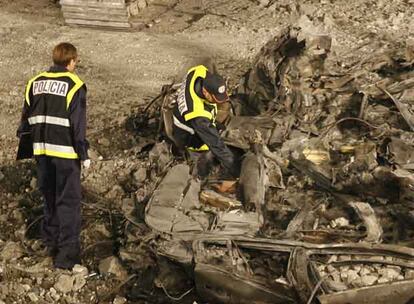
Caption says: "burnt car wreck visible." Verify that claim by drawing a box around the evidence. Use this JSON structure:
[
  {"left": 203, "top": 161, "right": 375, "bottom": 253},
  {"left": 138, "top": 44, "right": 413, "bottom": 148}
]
[{"left": 124, "top": 21, "right": 414, "bottom": 303}]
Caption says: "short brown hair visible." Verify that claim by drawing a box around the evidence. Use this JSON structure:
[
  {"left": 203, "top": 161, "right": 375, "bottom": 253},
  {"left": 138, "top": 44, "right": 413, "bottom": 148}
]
[{"left": 52, "top": 42, "right": 77, "bottom": 66}]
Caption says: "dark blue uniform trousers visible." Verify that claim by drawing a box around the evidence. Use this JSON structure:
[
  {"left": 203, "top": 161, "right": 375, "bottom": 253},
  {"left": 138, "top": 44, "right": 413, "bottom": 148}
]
[{"left": 36, "top": 156, "right": 81, "bottom": 269}]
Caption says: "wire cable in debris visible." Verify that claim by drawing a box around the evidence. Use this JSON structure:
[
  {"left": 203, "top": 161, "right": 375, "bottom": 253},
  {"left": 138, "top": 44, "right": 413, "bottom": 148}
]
[{"left": 160, "top": 284, "right": 194, "bottom": 301}]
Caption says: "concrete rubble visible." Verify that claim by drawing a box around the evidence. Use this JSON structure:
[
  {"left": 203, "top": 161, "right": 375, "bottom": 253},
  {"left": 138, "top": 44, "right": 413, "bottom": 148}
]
[
  {"left": 126, "top": 19, "right": 414, "bottom": 303},
  {"left": 1, "top": 0, "right": 414, "bottom": 303}
]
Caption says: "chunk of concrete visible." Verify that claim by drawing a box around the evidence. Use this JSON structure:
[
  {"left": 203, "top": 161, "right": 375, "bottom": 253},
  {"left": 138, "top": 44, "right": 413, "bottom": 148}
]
[
  {"left": 361, "top": 274, "right": 378, "bottom": 286},
  {"left": 54, "top": 274, "right": 75, "bottom": 294},
  {"left": 378, "top": 267, "right": 401, "bottom": 281},
  {"left": 99, "top": 256, "right": 128, "bottom": 280},
  {"left": 0, "top": 242, "right": 24, "bottom": 260}
]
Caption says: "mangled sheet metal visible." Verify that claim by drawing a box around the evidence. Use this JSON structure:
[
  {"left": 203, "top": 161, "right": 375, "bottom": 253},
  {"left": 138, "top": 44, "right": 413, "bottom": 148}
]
[
  {"left": 145, "top": 164, "right": 209, "bottom": 235},
  {"left": 192, "top": 237, "right": 414, "bottom": 304},
  {"left": 221, "top": 22, "right": 414, "bottom": 247},
  {"left": 221, "top": 116, "right": 283, "bottom": 149},
  {"left": 239, "top": 148, "right": 267, "bottom": 217},
  {"left": 140, "top": 20, "right": 414, "bottom": 303},
  {"left": 145, "top": 164, "right": 262, "bottom": 239}
]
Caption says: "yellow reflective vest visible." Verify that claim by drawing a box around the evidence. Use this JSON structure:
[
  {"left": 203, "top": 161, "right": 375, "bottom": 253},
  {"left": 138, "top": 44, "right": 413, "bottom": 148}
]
[{"left": 25, "top": 71, "right": 85, "bottom": 159}]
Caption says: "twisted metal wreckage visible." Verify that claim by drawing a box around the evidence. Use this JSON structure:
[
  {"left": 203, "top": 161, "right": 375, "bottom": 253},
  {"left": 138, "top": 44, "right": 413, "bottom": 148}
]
[{"left": 129, "top": 25, "right": 414, "bottom": 303}]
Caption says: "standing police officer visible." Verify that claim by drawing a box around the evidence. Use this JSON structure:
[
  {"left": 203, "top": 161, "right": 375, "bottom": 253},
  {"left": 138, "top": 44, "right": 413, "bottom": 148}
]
[
  {"left": 17, "top": 42, "right": 89, "bottom": 269},
  {"left": 172, "top": 64, "right": 237, "bottom": 177}
]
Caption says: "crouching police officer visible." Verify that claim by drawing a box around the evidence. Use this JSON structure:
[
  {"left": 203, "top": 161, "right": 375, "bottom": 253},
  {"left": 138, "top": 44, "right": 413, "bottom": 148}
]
[
  {"left": 17, "top": 42, "right": 90, "bottom": 269},
  {"left": 172, "top": 64, "right": 237, "bottom": 177}
]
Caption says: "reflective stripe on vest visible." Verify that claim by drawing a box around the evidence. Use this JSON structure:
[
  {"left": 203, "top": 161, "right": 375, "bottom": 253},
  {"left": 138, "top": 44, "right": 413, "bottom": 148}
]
[
  {"left": 25, "top": 71, "right": 84, "bottom": 109},
  {"left": 183, "top": 65, "right": 218, "bottom": 122},
  {"left": 187, "top": 144, "right": 209, "bottom": 152},
  {"left": 33, "top": 142, "right": 78, "bottom": 159},
  {"left": 28, "top": 115, "right": 70, "bottom": 127},
  {"left": 173, "top": 115, "right": 195, "bottom": 134}
]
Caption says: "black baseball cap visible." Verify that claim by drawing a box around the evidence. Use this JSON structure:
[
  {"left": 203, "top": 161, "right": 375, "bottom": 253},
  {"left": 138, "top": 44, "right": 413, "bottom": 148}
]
[{"left": 203, "top": 72, "right": 229, "bottom": 102}]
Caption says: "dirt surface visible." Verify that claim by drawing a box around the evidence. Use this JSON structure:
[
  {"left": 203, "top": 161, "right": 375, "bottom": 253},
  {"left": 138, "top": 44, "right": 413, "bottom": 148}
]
[{"left": 0, "top": 0, "right": 413, "bottom": 303}]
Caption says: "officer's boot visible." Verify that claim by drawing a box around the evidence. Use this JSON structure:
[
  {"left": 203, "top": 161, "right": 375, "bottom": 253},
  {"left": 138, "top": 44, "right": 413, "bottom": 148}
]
[{"left": 54, "top": 243, "right": 81, "bottom": 270}]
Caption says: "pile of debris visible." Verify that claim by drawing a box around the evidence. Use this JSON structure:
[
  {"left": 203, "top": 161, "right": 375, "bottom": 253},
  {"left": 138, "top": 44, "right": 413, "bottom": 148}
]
[
  {"left": 121, "top": 19, "right": 414, "bottom": 303},
  {"left": 2, "top": 12, "right": 413, "bottom": 304}
]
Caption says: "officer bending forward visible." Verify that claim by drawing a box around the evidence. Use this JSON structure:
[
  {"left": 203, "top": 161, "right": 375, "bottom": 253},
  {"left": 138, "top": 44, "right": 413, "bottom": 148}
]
[{"left": 172, "top": 65, "right": 237, "bottom": 177}]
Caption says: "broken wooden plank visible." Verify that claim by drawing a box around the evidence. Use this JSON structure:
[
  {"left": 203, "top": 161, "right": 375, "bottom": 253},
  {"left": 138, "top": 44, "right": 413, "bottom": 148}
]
[
  {"left": 60, "top": 0, "right": 131, "bottom": 29},
  {"left": 60, "top": 0, "right": 126, "bottom": 9},
  {"left": 199, "top": 190, "right": 242, "bottom": 210},
  {"left": 61, "top": 6, "right": 128, "bottom": 16},
  {"left": 64, "top": 18, "right": 131, "bottom": 28},
  {"left": 63, "top": 12, "right": 129, "bottom": 23}
]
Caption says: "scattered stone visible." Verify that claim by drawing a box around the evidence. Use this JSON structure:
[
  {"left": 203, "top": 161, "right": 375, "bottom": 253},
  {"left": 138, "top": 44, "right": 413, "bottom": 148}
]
[
  {"left": 113, "top": 296, "right": 127, "bottom": 304},
  {"left": 121, "top": 198, "right": 135, "bottom": 215},
  {"left": 31, "top": 240, "right": 43, "bottom": 251},
  {"left": 30, "top": 177, "right": 37, "bottom": 189},
  {"left": 361, "top": 274, "right": 378, "bottom": 286},
  {"left": 98, "top": 138, "right": 110, "bottom": 147},
  {"left": 72, "top": 264, "right": 89, "bottom": 277},
  {"left": 73, "top": 274, "right": 87, "bottom": 292},
  {"left": 351, "top": 265, "right": 361, "bottom": 273},
  {"left": 346, "top": 270, "right": 360, "bottom": 285},
  {"left": 339, "top": 265, "right": 350, "bottom": 272},
  {"left": 149, "top": 141, "right": 172, "bottom": 173},
  {"left": 350, "top": 277, "right": 364, "bottom": 288},
  {"left": 14, "top": 284, "right": 26, "bottom": 296},
  {"left": 49, "top": 287, "right": 60, "bottom": 301},
  {"left": 327, "top": 255, "right": 338, "bottom": 263},
  {"left": 360, "top": 266, "right": 371, "bottom": 276},
  {"left": 326, "top": 265, "right": 336, "bottom": 273},
  {"left": 378, "top": 267, "right": 400, "bottom": 281},
  {"left": 133, "top": 167, "right": 147, "bottom": 184},
  {"left": 137, "top": 0, "right": 147, "bottom": 10},
  {"left": 88, "top": 149, "right": 100, "bottom": 161},
  {"left": 106, "top": 185, "right": 125, "bottom": 199},
  {"left": 54, "top": 274, "right": 75, "bottom": 294},
  {"left": 330, "top": 217, "right": 349, "bottom": 228},
  {"left": 27, "top": 292, "right": 39, "bottom": 302},
  {"left": 99, "top": 256, "right": 128, "bottom": 280},
  {"left": 405, "top": 269, "right": 414, "bottom": 279},
  {"left": 0, "top": 242, "right": 24, "bottom": 260},
  {"left": 378, "top": 277, "right": 390, "bottom": 284},
  {"left": 92, "top": 223, "right": 111, "bottom": 238}
]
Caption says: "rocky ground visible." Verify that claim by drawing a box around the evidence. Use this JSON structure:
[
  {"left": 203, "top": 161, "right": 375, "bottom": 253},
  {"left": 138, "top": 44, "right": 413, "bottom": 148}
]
[{"left": 0, "top": 0, "right": 413, "bottom": 303}]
